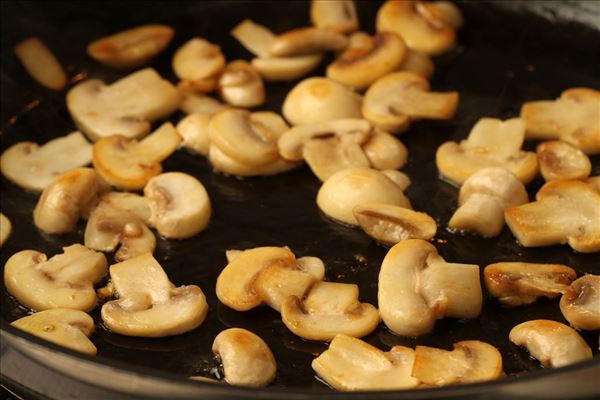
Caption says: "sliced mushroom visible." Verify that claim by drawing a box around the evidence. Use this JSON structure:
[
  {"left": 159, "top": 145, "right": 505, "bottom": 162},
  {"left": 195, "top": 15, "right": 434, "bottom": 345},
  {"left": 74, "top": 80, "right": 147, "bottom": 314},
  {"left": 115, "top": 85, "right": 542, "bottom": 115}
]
[
  {"left": 269, "top": 27, "right": 348, "bottom": 57},
  {"left": 176, "top": 113, "right": 212, "bottom": 156},
  {"left": 587, "top": 176, "right": 600, "bottom": 193},
  {"left": 281, "top": 281, "right": 379, "bottom": 341},
  {"left": 87, "top": 25, "right": 174, "bottom": 69},
  {"left": 67, "top": 68, "right": 180, "bottom": 141},
  {"left": 432, "top": 1, "right": 464, "bottom": 29},
  {"left": 504, "top": 179, "right": 600, "bottom": 253},
  {"left": 212, "top": 328, "right": 276, "bottom": 387},
  {"left": 218, "top": 60, "right": 265, "bottom": 108},
  {"left": 379, "top": 239, "right": 482, "bottom": 337},
  {"left": 230, "top": 19, "right": 276, "bottom": 58},
  {"left": 436, "top": 118, "right": 539, "bottom": 185},
  {"left": 101, "top": 253, "right": 208, "bottom": 337},
  {"left": 362, "top": 130, "right": 408, "bottom": 171},
  {"left": 303, "top": 135, "right": 371, "bottom": 182},
  {"left": 412, "top": 341, "right": 503, "bottom": 385},
  {"left": 209, "top": 145, "right": 299, "bottom": 177},
  {"left": 173, "top": 37, "right": 225, "bottom": 90},
  {"left": 92, "top": 122, "right": 181, "bottom": 190},
  {"left": 0, "top": 213, "right": 11, "bottom": 246},
  {"left": 177, "top": 75, "right": 220, "bottom": 94},
  {"left": 537, "top": 140, "right": 592, "bottom": 182},
  {"left": 14, "top": 37, "right": 67, "bottom": 90},
  {"left": 399, "top": 49, "right": 434, "bottom": 78},
  {"left": 0, "top": 131, "right": 93, "bottom": 192},
  {"left": 381, "top": 169, "right": 412, "bottom": 191},
  {"left": 560, "top": 275, "right": 600, "bottom": 330},
  {"left": 180, "top": 92, "right": 229, "bottom": 116},
  {"left": 483, "top": 262, "right": 577, "bottom": 307},
  {"left": 4, "top": 244, "right": 107, "bottom": 311},
  {"left": 11, "top": 309, "right": 96, "bottom": 355},
  {"left": 310, "top": 0, "right": 359, "bottom": 34},
  {"left": 509, "top": 320, "right": 592, "bottom": 368},
  {"left": 354, "top": 203, "right": 437, "bottom": 246},
  {"left": 312, "top": 334, "right": 419, "bottom": 391},
  {"left": 362, "top": 71, "right": 458, "bottom": 133}
]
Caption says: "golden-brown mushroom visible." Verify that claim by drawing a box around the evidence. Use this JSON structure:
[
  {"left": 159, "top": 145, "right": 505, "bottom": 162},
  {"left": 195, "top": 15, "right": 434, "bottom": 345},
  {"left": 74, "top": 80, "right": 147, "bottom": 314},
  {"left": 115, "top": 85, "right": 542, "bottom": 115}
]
[
  {"left": 537, "top": 140, "right": 592, "bottom": 182},
  {"left": 560, "top": 275, "right": 600, "bottom": 330}
]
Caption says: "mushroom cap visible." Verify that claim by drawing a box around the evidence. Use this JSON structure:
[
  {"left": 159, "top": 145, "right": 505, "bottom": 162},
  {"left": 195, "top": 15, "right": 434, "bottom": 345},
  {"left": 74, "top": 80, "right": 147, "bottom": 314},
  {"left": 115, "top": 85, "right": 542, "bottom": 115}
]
[
  {"left": 560, "top": 275, "right": 600, "bottom": 330},
  {"left": 310, "top": 0, "right": 359, "bottom": 34},
  {"left": 0, "top": 213, "right": 11, "bottom": 246},
  {"left": 269, "top": 27, "right": 349, "bottom": 57},
  {"left": 362, "top": 129, "right": 409, "bottom": 171},
  {"left": 537, "top": 140, "right": 592, "bottom": 182},
  {"left": 172, "top": 37, "right": 225, "bottom": 82}
]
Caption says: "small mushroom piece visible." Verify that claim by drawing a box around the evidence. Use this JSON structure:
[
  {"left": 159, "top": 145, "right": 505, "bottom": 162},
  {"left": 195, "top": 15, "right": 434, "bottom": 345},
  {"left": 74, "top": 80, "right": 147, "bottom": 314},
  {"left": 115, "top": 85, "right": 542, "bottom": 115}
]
[
  {"left": 504, "top": 179, "right": 600, "bottom": 253},
  {"left": 4, "top": 244, "right": 108, "bottom": 312},
  {"left": 484, "top": 262, "right": 577, "bottom": 307},
  {"left": 282, "top": 77, "right": 362, "bottom": 125},
  {"left": 11, "top": 309, "right": 96, "bottom": 355},
  {"left": 281, "top": 281, "right": 379, "bottom": 341},
  {"left": 14, "top": 37, "right": 67, "bottom": 90},
  {"left": 101, "top": 253, "right": 208, "bottom": 337},
  {"left": 412, "top": 341, "right": 503, "bottom": 386},
  {"left": 209, "top": 145, "right": 299, "bottom": 177},
  {"left": 92, "top": 122, "right": 181, "bottom": 190},
  {"left": 317, "top": 168, "right": 412, "bottom": 226},
  {"left": 303, "top": 135, "right": 371, "bottom": 182},
  {"left": 173, "top": 37, "right": 225, "bottom": 87},
  {"left": 67, "top": 68, "right": 180, "bottom": 141},
  {"left": 218, "top": 60, "right": 265, "bottom": 108},
  {"left": 448, "top": 167, "right": 528, "bottom": 237},
  {"left": 269, "top": 27, "right": 349, "bottom": 57},
  {"left": 537, "top": 141, "right": 592, "bottom": 182},
  {"left": 176, "top": 113, "right": 212, "bottom": 156},
  {"left": 399, "top": 49, "right": 434, "bottom": 78},
  {"left": 310, "top": 0, "right": 359, "bottom": 34},
  {"left": 312, "top": 334, "right": 419, "bottom": 391},
  {"left": 177, "top": 75, "right": 220, "bottom": 94},
  {"left": 560, "top": 275, "right": 600, "bottom": 330},
  {"left": 0, "top": 131, "right": 93, "bottom": 192},
  {"left": 379, "top": 239, "right": 482, "bottom": 337},
  {"left": 432, "top": 1, "right": 464, "bottom": 29},
  {"left": 0, "top": 213, "right": 11, "bottom": 246},
  {"left": 353, "top": 203, "right": 437, "bottom": 246},
  {"left": 509, "top": 320, "right": 592, "bottom": 368},
  {"left": 362, "top": 71, "right": 458, "bottom": 133},
  {"left": 362, "top": 130, "right": 408, "bottom": 171},
  {"left": 212, "top": 328, "right": 276, "bottom": 387},
  {"left": 87, "top": 25, "right": 174, "bottom": 69},
  {"left": 230, "top": 19, "right": 277, "bottom": 58}
]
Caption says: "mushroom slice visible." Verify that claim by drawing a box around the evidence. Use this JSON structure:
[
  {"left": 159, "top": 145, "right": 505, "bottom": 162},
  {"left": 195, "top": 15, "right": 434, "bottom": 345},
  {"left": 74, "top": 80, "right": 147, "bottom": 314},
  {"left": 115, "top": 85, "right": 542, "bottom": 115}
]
[
  {"left": 432, "top": 1, "right": 464, "bottom": 29},
  {"left": 520, "top": 88, "right": 600, "bottom": 155},
  {"left": 484, "top": 262, "right": 577, "bottom": 307},
  {"left": 362, "top": 71, "right": 458, "bottom": 133},
  {"left": 362, "top": 130, "right": 408, "bottom": 171},
  {"left": 303, "top": 135, "right": 370, "bottom": 182},
  {"left": 218, "top": 60, "right": 265, "bottom": 108},
  {"left": 212, "top": 328, "right": 276, "bottom": 387},
  {"left": 282, "top": 77, "right": 362, "bottom": 125},
  {"left": 173, "top": 37, "right": 225, "bottom": 86},
  {"left": 180, "top": 92, "right": 228, "bottom": 116},
  {"left": 310, "top": 0, "right": 359, "bottom": 34},
  {"left": 208, "top": 145, "right": 299, "bottom": 177},
  {"left": 449, "top": 167, "right": 528, "bottom": 237},
  {"left": 67, "top": 68, "right": 179, "bottom": 141},
  {"left": 144, "top": 172, "right": 211, "bottom": 239},
  {"left": 4, "top": 244, "right": 107, "bottom": 312},
  {"left": 269, "top": 27, "right": 348, "bottom": 57},
  {"left": 230, "top": 19, "right": 276, "bottom": 58},
  {"left": 92, "top": 122, "right": 181, "bottom": 190},
  {"left": 327, "top": 32, "right": 407, "bottom": 90},
  {"left": 399, "top": 49, "right": 434, "bottom": 78},
  {"left": 177, "top": 75, "right": 220, "bottom": 94},
  {"left": 379, "top": 239, "right": 481, "bottom": 337},
  {"left": 0, "top": 213, "right": 11, "bottom": 246},
  {"left": 354, "top": 203, "right": 437, "bottom": 246},
  {"left": 537, "top": 141, "right": 592, "bottom": 182},
  {"left": 11, "top": 309, "right": 96, "bottom": 355},
  {"left": 509, "top": 320, "right": 592, "bottom": 368},
  {"left": 587, "top": 176, "right": 600, "bottom": 193},
  {"left": 0, "top": 131, "right": 93, "bottom": 192},
  {"left": 176, "top": 113, "right": 212, "bottom": 156},
  {"left": 376, "top": 0, "right": 456, "bottom": 55},
  {"left": 381, "top": 169, "right": 411, "bottom": 191},
  {"left": 281, "top": 281, "right": 379, "bottom": 341},
  {"left": 504, "top": 179, "right": 600, "bottom": 253},
  {"left": 412, "top": 341, "right": 503, "bottom": 386},
  {"left": 101, "top": 253, "right": 208, "bottom": 337},
  {"left": 436, "top": 118, "right": 538, "bottom": 185},
  {"left": 14, "top": 37, "right": 67, "bottom": 90},
  {"left": 312, "top": 334, "right": 419, "bottom": 391},
  {"left": 317, "top": 168, "right": 411, "bottom": 226},
  {"left": 560, "top": 275, "right": 600, "bottom": 330},
  {"left": 87, "top": 25, "right": 174, "bottom": 69}
]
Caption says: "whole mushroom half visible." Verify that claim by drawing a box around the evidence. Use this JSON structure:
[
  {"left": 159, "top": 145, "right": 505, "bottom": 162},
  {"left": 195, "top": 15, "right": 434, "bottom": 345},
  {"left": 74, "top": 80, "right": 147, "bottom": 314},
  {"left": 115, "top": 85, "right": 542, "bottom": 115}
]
[{"left": 560, "top": 275, "right": 600, "bottom": 330}]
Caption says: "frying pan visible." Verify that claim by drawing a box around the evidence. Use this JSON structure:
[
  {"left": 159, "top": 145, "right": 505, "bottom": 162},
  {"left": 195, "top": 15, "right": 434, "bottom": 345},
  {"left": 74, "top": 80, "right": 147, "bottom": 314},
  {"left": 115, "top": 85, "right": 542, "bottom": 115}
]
[{"left": 1, "top": 0, "right": 599, "bottom": 399}]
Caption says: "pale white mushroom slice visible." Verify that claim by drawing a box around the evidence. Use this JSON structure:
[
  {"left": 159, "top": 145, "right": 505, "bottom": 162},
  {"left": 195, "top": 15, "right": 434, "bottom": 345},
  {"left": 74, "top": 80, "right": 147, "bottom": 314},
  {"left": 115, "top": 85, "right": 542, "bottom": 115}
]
[
  {"left": 509, "top": 320, "right": 592, "bottom": 368},
  {"left": 0, "top": 131, "right": 93, "bottom": 192},
  {"left": 362, "top": 71, "right": 459, "bottom": 133},
  {"left": 560, "top": 275, "right": 600, "bottom": 330},
  {"left": 92, "top": 122, "right": 181, "bottom": 190},
  {"left": 4, "top": 244, "right": 107, "bottom": 312},
  {"left": 179, "top": 92, "right": 229, "bottom": 115},
  {"left": 176, "top": 113, "right": 212, "bottom": 156},
  {"left": 312, "top": 334, "right": 419, "bottom": 391},
  {"left": 537, "top": 140, "right": 592, "bottom": 182},
  {"left": 362, "top": 130, "right": 408, "bottom": 171},
  {"left": 67, "top": 68, "right": 180, "bottom": 141},
  {"left": 0, "top": 213, "right": 11, "bottom": 246},
  {"left": 310, "top": 0, "right": 359, "bottom": 34},
  {"left": 101, "top": 253, "right": 208, "bottom": 337},
  {"left": 399, "top": 49, "right": 434, "bottom": 78},
  {"left": 483, "top": 262, "right": 577, "bottom": 307},
  {"left": 14, "top": 37, "right": 67, "bottom": 90},
  {"left": 269, "top": 27, "right": 349, "bottom": 57},
  {"left": 87, "top": 25, "right": 174, "bottom": 69},
  {"left": 505, "top": 179, "right": 600, "bottom": 253},
  {"left": 212, "top": 328, "right": 276, "bottom": 387},
  {"left": 218, "top": 60, "right": 265, "bottom": 108},
  {"left": 412, "top": 341, "right": 503, "bottom": 386},
  {"left": 11, "top": 309, "right": 96, "bottom": 355},
  {"left": 436, "top": 118, "right": 539, "bottom": 185},
  {"left": 173, "top": 37, "right": 225, "bottom": 89},
  {"left": 281, "top": 281, "right": 379, "bottom": 341},
  {"left": 379, "top": 239, "right": 482, "bottom": 337}
]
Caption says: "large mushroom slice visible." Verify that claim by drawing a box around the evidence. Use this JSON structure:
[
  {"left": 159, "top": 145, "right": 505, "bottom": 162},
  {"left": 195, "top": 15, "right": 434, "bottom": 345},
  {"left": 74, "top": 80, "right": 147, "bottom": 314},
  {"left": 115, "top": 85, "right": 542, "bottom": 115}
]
[
  {"left": 67, "top": 68, "right": 179, "bottom": 141},
  {"left": 0, "top": 213, "right": 11, "bottom": 246},
  {"left": 11, "top": 309, "right": 97, "bottom": 355},
  {"left": 560, "top": 275, "right": 600, "bottom": 330},
  {"left": 0, "top": 131, "right": 93, "bottom": 192},
  {"left": 310, "top": 0, "right": 359, "bottom": 34},
  {"left": 269, "top": 27, "right": 349, "bottom": 57},
  {"left": 281, "top": 281, "right": 379, "bottom": 341},
  {"left": 218, "top": 60, "right": 266, "bottom": 108},
  {"left": 312, "top": 334, "right": 420, "bottom": 391},
  {"left": 536, "top": 140, "right": 592, "bottom": 182},
  {"left": 4, "top": 244, "right": 107, "bottom": 312},
  {"left": 379, "top": 239, "right": 481, "bottom": 337},
  {"left": 101, "top": 253, "right": 208, "bottom": 337},
  {"left": 172, "top": 37, "right": 225, "bottom": 91},
  {"left": 436, "top": 118, "right": 539, "bottom": 185},
  {"left": 505, "top": 179, "right": 600, "bottom": 253}
]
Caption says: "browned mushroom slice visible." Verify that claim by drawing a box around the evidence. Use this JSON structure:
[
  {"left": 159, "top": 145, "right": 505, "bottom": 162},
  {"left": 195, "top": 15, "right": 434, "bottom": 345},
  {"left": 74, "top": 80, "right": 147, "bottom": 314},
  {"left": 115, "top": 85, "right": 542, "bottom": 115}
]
[
  {"left": 173, "top": 37, "right": 225, "bottom": 90},
  {"left": 303, "top": 135, "right": 371, "bottom": 182},
  {"left": 560, "top": 275, "right": 600, "bottom": 330},
  {"left": 310, "top": 0, "right": 359, "bottom": 34},
  {"left": 0, "top": 213, "right": 11, "bottom": 246},
  {"left": 218, "top": 60, "right": 265, "bottom": 108},
  {"left": 536, "top": 140, "right": 592, "bottom": 182},
  {"left": 269, "top": 27, "right": 348, "bottom": 57}
]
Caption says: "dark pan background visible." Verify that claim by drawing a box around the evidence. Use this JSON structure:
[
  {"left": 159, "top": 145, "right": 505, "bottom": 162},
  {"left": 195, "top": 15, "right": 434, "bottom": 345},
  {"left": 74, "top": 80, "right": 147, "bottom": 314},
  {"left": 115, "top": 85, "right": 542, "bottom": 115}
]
[{"left": 1, "top": 0, "right": 599, "bottom": 391}]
